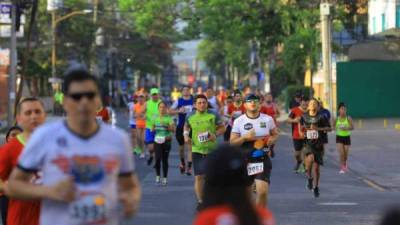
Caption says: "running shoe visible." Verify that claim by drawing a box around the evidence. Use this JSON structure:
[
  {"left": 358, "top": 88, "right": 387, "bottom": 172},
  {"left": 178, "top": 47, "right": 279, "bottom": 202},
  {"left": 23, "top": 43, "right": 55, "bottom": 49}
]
[
  {"left": 139, "top": 153, "right": 146, "bottom": 159},
  {"left": 162, "top": 178, "right": 168, "bottom": 186},
  {"left": 294, "top": 162, "right": 301, "bottom": 173},
  {"left": 186, "top": 167, "right": 192, "bottom": 176},
  {"left": 179, "top": 164, "right": 186, "bottom": 175},
  {"left": 297, "top": 164, "right": 306, "bottom": 174},
  {"left": 147, "top": 156, "right": 153, "bottom": 166},
  {"left": 156, "top": 176, "right": 161, "bottom": 185},
  {"left": 339, "top": 165, "right": 346, "bottom": 174},
  {"left": 313, "top": 187, "right": 320, "bottom": 198},
  {"left": 134, "top": 147, "right": 141, "bottom": 155},
  {"left": 196, "top": 202, "right": 204, "bottom": 211},
  {"left": 307, "top": 178, "right": 313, "bottom": 191}
]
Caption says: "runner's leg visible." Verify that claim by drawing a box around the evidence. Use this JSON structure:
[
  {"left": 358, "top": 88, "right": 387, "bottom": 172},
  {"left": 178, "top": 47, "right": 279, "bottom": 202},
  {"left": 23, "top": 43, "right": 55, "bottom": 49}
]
[
  {"left": 162, "top": 142, "right": 171, "bottom": 178},
  {"left": 194, "top": 175, "right": 205, "bottom": 202},
  {"left": 255, "top": 180, "right": 269, "bottom": 207},
  {"left": 154, "top": 143, "right": 162, "bottom": 177}
]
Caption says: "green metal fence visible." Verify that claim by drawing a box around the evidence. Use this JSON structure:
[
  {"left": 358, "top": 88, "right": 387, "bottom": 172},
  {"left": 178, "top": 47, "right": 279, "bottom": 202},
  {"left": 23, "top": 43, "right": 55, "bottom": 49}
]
[{"left": 337, "top": 61, "right": 400, "bottom": 118}]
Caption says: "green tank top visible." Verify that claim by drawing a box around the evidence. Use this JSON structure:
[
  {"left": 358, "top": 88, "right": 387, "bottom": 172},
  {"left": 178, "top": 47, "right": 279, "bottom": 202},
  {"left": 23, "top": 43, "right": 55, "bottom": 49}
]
[{"left": 336, "top": 117, "right": 351, "bottom": 137}]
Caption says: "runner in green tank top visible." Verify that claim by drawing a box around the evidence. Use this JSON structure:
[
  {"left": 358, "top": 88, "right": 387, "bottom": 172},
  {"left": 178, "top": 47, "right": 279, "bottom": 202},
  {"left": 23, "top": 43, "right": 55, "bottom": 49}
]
[
  {"left": 184, "top": 94, "right": 225, "bottom": 211},
  {"left": 334, "top": 103, "right": 354, "bottom": 174}
]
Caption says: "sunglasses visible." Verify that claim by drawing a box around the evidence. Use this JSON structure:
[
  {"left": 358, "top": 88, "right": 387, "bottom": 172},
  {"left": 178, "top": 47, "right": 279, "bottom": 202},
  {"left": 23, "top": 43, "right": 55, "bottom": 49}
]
[
  {"left": 245, "top": 99, "right": 260, "bottom": 103},
  {"left": 67, "top": 92, "right": 97, "bottom": 101}
]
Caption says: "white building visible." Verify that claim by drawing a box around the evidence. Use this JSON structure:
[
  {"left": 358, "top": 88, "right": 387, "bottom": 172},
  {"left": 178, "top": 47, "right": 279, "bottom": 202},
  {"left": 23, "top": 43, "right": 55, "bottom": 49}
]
[{"left": 368, "top": 0, "right": 400, "bottom": 35}]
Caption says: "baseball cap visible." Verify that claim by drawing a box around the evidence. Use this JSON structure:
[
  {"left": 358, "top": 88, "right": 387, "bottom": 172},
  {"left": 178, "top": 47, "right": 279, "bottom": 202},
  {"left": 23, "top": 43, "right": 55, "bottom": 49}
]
[
  {"left": 245, "top": 93, "right": 260, "bottom": 102},
  {"left": 150, "top": 88, "right": 159, "bottom": 95}
]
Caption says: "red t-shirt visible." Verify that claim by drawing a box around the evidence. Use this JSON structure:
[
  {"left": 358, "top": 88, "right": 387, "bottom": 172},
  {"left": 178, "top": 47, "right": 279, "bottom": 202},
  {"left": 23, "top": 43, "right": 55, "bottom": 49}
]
[
  {"left": 260, "top": 104, "right": 278, "bottom": 125},
  {"left": 194, "top": 205, "right": 275, "bottom": 225},
  {"left": 0, "top": 137, "right": 40, "bottom": 225},
  {"left": 289, "top": 107, "right": 305, "bottom": 140},
  {"left": 96, "top": 107, "right": 110, "bottom": 122},
  {"left": 227, "top": 103, "right": 246, "bottom": 126}
]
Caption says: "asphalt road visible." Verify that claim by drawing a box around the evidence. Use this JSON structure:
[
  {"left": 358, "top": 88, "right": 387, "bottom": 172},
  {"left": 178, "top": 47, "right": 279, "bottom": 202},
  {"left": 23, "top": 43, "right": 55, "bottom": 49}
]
[{"left": 112, "top": 112, "right": 400, "bottom": 225}]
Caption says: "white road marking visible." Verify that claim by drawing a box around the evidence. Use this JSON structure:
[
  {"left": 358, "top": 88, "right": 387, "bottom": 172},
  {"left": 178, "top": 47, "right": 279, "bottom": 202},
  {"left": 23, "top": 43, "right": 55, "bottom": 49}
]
[{"left": 318, "top": 202, "right": 358, "bottom": 206}]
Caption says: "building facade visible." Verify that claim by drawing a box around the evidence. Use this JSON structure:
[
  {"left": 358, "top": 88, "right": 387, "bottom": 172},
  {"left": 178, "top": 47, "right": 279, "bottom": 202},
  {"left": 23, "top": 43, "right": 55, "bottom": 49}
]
[{"left": 369, "top": 0, "right": 400, "bottom": 35}]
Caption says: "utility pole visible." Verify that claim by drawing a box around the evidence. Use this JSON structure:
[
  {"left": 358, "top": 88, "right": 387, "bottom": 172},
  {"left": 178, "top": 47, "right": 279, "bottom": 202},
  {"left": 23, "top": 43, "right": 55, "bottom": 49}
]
[
  {"left": 51, "top": 9, "right": 56, "bottom": 84},
  {"left": 7, "top": 1, "right": 17, "bottom": 127},
  {"left": 320, "top": 1, "right": 334, "bottom": 113}
]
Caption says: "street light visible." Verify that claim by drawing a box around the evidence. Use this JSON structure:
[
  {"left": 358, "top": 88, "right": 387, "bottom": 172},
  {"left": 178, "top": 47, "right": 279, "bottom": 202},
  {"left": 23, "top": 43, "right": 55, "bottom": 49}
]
[{"left": 51, "top": 9, "right": 92, "bottom": 90}]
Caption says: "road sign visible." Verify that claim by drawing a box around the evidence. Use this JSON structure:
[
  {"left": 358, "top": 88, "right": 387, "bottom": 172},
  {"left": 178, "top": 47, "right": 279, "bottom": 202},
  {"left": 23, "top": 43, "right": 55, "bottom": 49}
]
[{"left": 0, "top": 25, "right": 23, "bottom": 37}]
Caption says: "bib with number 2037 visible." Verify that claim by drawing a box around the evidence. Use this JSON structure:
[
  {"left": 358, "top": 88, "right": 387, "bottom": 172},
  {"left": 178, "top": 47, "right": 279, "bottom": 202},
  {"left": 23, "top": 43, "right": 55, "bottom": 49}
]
[
  {"left": 306, "top": 130, "right": 319, "bottom": 140},
  {"left": 197, "top": 132, "right": 209, "bottom": 143},
  {"left": 69, "top": 193, "right": 108, "bottom": 224}
]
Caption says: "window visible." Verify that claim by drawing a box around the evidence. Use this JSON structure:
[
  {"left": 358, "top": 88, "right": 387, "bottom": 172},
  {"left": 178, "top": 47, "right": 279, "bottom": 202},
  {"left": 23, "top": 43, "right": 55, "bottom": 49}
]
[
  {"left": 373, "top": 17, "right": 376, "bottom": 33},
  {"left": 396, "top": 5, "right": 400, "bottom": 28},
  {"left": 382, "top": 13, "right": 386, "bottom": 31}
]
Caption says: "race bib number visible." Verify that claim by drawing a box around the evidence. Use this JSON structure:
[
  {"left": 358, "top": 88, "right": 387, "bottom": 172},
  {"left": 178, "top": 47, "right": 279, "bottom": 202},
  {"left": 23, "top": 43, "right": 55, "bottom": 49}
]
[
  {"left": 184, "top": 106, "right": 193, "bottom": 113},
  {"left": 155, "top": 136, "right": 166, "bottom": 144},
  {"left": 306, "top": 130, "right": 319, "bottom": 140},
  {"left": 70, "top": 193, "right": 107, "bottom": 224},
  {"left": 247, "top": 163, "right": 264, "bottom": 176},
  {"left": 198, "top": 132, "right": 209, "bottom": 143}
]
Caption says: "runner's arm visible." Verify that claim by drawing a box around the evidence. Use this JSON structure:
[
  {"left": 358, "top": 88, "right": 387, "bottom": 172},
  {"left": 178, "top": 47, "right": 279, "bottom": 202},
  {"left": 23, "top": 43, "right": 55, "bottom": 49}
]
[
  {"left": 268, "top": 127, "right": 280, "bottom": 145},
  {"left": 347, "top": 116, "right": 355, "bottom": 131},
  {"left": 168, "top": 100, "right": 180, "bottom": 115},
  {"left": 118, "top": 174, "right": 142, "bottom": 217},
  {"left": 6, "top": 168, "right": 54, "bottom": 200},
  {"left": 286, "top": 111, "right": 300, "bottom": 123}
]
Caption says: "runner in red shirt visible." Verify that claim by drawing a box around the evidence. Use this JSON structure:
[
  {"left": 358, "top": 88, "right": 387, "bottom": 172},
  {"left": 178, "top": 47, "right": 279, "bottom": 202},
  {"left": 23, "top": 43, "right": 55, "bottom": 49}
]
[
  {"left": 286, "top": 97, "right": 309, "bottom": 173},
  {"left": 96, "top": 105, "right": 111, "bottom": 123},
  {"left": 225, "top": 90, "right": 246, "bottom": 141},
  {"left": 0, "top": 97, "right": 46, "bottom": 225},
  {"left": 260, "top": 93, "right": 281, "bottom": 158}
]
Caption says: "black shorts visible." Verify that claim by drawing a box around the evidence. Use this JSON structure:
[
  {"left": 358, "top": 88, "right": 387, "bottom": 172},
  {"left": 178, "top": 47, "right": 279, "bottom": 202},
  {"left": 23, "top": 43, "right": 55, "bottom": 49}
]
[
  {"left": 250, "top": 157, "right": 272, "bottom": 184},
  {"left": 303, "top": 145, "right": 324, "bottom": 166},
  {"left": 192, "top": 153, "right": 208, "bottom": 176},
  {"left": 293, "top": 139, "right": 305, "bottom": 151},
  {"left": 321, "top": 133, "right": 329, "bottom": 144},
  {"left": 175, "top": 126, "right": 185, "bottom": 146},
  {"left": 336, "top": 136, "right": 351, "bottom": 145},
  {"left": 224, "top": 125, "right": 232, "bottom": 142}
]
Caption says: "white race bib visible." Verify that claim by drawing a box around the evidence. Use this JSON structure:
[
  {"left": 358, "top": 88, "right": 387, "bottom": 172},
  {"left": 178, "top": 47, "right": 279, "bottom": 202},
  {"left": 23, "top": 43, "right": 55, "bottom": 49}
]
[
  {"left": 184, "top": 105, "right": 193, "bottom": 113},
  {"left": 155, "top": 136, "right": 166, "bottom": 144},
  {"left": 247, "top": 163, "right": 264, "bottom": 176},
  {"left": 69, "top": 193, "right": 107, "bottom": 224},
  {"left": 198, "top": 132, "right": 209, "bottom": 143},
  {"left": 306, "top": 130, "right": 319, "bottom": 140}
]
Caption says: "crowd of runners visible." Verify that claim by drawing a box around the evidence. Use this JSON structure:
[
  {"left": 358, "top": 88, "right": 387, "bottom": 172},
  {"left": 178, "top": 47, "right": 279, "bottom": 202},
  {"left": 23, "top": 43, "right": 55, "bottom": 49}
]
[{"left": 0, "top": 69, "right": 357, "bottom": 225}]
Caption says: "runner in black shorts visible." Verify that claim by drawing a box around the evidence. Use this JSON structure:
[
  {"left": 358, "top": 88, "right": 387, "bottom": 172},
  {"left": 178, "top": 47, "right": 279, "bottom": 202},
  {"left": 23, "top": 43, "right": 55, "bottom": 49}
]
[
  {"left": 230, "top": 94, "right": 279, "bottom": 207},
  {"left": 300, "top": 98, "right": 331, "bottom": 198},
  {"left": 170, "top": 86, "right": 194, "bottom": 175}
]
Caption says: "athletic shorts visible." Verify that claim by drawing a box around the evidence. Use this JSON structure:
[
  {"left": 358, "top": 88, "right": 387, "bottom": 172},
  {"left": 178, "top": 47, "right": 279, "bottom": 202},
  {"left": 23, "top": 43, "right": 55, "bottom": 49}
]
[
  {"left": 145, "top": 128, "right": 156, "bottom": 144},
  {"left": 250, "top": 156, "right": 272, "bottom": 184},
  {"left": 192, "top": 153, "right": 208, "bottom": 176},
  {"left": 303, "top": 145, "right": 324, "bottom": 166},
  {"left": 130, "top": 124, "right": 136, "bottom": 129},
  {"left": 293, "top": 139, "right": 305, "bottom": 151},
  {"left": 175, "top": 126, "right": 185, "bottom": 146},
  {"left": 336, "top": 136, "right": 351, "bottom": 146}
]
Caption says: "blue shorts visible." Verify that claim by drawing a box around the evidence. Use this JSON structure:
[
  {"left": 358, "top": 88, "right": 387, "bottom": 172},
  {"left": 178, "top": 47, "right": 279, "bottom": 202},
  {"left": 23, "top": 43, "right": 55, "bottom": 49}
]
[
  {"left": 130, "top": 124, "right": 136, "bottom": 129},
  {"left": 145, "top": 128, "right": 156, "bottom": 144}
]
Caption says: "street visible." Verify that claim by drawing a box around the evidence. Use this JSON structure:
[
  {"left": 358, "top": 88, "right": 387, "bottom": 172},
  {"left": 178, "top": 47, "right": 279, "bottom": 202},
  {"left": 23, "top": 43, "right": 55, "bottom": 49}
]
[{"left": 112, "top": 112, "right": 400, "bottom": 225}]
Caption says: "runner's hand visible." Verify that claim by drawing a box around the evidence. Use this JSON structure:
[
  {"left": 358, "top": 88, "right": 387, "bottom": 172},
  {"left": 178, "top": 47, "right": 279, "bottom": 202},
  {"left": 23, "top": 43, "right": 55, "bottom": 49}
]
[
  {"left": 178, "top": 107, "right": 186, "bottom": 113},
  {"left": 48, "top": 177, "right": 76, "bottom": 202},
  {"left": 184, "top": 136, "right": 190, "bottom": 144},
  {"left": 119, "top": 190, "right": 139, "bottom": 217},
  {"left": 208, "top": 133, "right": 217, "bottom": 142},
  {"left": 294, "top": 117, "right": 301, "bottom": 123},
  {"left": 244, "top": 129, "right": 256, "bottom": 141}
]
